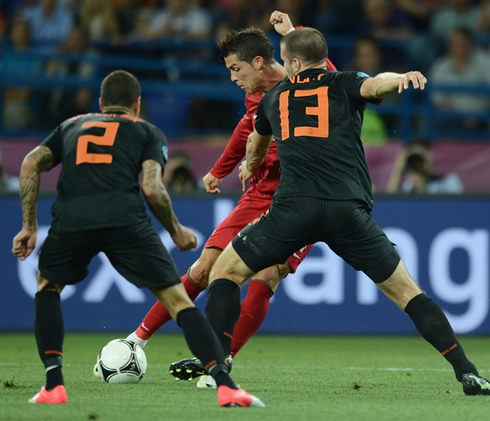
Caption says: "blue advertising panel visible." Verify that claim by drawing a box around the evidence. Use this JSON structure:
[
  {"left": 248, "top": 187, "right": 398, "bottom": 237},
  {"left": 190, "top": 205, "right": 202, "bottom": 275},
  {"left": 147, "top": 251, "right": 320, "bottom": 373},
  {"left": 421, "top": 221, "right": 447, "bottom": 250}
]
[{"left": 2, "top": 195, "right": 489, "bottom": 334}]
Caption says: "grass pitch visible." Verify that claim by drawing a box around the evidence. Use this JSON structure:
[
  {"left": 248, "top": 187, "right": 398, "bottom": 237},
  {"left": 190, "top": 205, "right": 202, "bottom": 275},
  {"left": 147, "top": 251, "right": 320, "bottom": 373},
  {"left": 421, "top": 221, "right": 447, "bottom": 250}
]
[{"left": 0, "top": 333, "right": 489, "bottom": 421}]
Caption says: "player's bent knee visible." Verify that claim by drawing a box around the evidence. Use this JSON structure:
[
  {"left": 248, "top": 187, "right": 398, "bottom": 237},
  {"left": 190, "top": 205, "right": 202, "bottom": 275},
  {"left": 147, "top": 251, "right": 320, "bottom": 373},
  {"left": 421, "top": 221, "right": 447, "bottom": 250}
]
[
  {"left": 188, "top": 263, "right": 212, "bottom": 288},
  {"left": 254, "top": 263, "right": 290, "bottom": 291},
  {"left": 188, "top": 248, "right": 222, "bottom": 288},
  {"left": 276, "top": 263, "right": 292, "bottom": 280}
]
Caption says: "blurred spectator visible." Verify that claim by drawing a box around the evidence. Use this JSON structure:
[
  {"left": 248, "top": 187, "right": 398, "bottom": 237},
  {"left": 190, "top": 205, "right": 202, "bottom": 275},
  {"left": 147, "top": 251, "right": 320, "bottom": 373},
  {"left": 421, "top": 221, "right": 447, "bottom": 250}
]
[
  {"left": 41, "top": 25, "right": 97, "bottom": 128},
  {"left": 346, "top": 36, "right": 388, "bottom": 145},
  {"left": 429, "top": 27, "right": 490, "bottom": 131},
  {"left": 358, "top": 0, "right": 413, "bottom": 70},
  {"left": 135, "top": 0, "right": 212, "bottom": 40},
  {"left": 479, "top": 0, "right": 490, "bottom": 34},
  {"left": 1, "top": 18, "right": 42, "bottom": 130},
  {"left": 225, "top": 0, "right": 271, "bottom": 31},
  {"left": 113, "top": 0, "right": 140, "bottom": 38},
  {"left": 20, "top": 0, "right": 74, "bottom": 52},
  {"left": 313, "top": 0, "right": 364, "bottom": 35},
  {"left": 78, "top": 0, "right": 120, "bottom": 43},
  {"left": 387, "top": 138, "right": 464, "bottom": 194},
  {"left": 163, "top": 151, "right": 198, "bottom": 193},
  {"left": 395, "top": 0, "right": 443, "bottom": 31},
  {"left": 0, "top": 149, "right": 20, "bottom": 193},
  {"left": 398, "top": 0, "right": 444, "bottom": 73},
  {"left": 313, "top": 0, "right": 340, "bottom": 35},
  {"left": 359, "top": 0, "right": 413, "bottom": 40},
  {"left": 347, "top": 36, "right": 385, "bottom": 75},
  {"left": 429, "top": 0, "right": 480, "bottom": 43}
]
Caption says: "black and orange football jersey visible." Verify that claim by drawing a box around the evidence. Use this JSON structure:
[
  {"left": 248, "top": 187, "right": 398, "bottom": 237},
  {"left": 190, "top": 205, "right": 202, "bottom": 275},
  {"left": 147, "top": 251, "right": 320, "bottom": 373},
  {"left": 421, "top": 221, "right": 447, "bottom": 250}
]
[
  {"left": 255, "top": 69, "right": 374, "bottom": 209},
  {"left": 42, "top": 111, "right": 168, "bottom": 231}
]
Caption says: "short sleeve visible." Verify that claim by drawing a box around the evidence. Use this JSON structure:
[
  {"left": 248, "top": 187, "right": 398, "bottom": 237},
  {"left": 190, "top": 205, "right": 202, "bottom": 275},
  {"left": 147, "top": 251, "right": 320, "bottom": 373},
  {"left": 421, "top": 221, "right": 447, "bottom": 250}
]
[
  {"left": 41, "top": 126, "right": 63, "bottom": 166},
  {"left": 141, "top": 125, "right": 168, "bottom": 168},
  {"left": 339, "top": 71, "right": 371, "bottom": 99}
]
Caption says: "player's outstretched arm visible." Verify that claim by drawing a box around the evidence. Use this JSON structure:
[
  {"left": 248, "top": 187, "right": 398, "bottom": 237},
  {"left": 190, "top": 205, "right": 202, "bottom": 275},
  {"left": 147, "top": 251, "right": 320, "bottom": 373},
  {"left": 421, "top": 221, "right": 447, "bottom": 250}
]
[
  {"left": 141, "top": 159, "right": 197, "bottom": 251},
  {"left": 361, "top": 71, "right": 427, "bottom": 99},
  {"left": 12, "top": 146, "right": 54, "bottom": 260},
  {"left": 270, "top": 10, "right": 294, "bottom": 35}
]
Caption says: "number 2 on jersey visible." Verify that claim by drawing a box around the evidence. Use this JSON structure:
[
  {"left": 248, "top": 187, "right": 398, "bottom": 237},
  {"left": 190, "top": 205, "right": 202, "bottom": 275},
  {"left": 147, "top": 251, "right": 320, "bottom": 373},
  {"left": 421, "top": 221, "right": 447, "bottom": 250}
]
[
  {"left": 76, "top": 121, "right": 120, "bottom": 165},
  {"left": 279, "top": 87, "right": 329, "bottom": 141}
]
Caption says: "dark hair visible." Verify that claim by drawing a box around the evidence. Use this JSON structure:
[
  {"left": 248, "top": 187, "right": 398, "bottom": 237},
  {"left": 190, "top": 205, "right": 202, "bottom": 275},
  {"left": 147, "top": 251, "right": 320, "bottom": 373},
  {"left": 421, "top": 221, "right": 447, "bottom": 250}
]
[
  {"left": 281, "top": 27, "right": 328, "bottom": 65},
  {"left": 100, "top": 70, "right": 141, "bottom": 108},
  {"left": 218, "top": 27, "right": 275, "bottom": 64}
]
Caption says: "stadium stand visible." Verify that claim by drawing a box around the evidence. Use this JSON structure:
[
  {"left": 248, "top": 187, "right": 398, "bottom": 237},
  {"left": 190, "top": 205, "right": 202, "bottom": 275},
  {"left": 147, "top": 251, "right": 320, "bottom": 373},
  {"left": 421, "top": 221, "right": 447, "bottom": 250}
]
[{"left": 0, "top": 0, "right": 489, "bottom": 193}]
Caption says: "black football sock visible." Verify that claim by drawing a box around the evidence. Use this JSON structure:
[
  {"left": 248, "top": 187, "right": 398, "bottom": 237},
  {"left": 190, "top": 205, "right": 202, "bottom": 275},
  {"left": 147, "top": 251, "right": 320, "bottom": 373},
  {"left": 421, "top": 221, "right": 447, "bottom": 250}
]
[
  {"left": 405, "top": 293, "right": 478, "bottom": 381},
  {"left": 205, "top": 278, "right": 241, "bottom": 357},
  {"left": 34, "top": 291, "right": 64, "bottom": 390},
  {"left": 176, "top": 307, "right": 236, "bottom": 389}
]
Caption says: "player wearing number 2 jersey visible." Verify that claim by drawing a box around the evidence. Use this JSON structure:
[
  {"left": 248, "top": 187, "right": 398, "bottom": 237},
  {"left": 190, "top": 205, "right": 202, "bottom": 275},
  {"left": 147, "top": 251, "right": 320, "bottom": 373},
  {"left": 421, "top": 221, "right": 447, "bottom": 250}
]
[
  {"left": 11, "top": 70, "right": 264, "bottom": 408},
  {"left": 204, "top": 27, "right": 490, "bottom": 397}
]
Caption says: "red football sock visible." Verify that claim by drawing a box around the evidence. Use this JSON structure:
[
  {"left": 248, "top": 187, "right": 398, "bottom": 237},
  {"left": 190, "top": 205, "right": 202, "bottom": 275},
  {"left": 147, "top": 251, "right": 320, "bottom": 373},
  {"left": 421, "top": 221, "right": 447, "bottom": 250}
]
[
  {"left": 230, "top": 280, "right": 274, "bottom": 357},
  {"left": 135, "top": 272, "right": 205, "bottom": 340}
]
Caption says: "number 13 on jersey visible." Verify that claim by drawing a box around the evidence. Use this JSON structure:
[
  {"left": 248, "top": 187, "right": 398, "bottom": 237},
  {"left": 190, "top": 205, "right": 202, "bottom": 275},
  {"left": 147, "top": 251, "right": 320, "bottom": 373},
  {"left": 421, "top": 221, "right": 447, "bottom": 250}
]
[{"left": 279, "top": 87, "right": 329, "bottom": 141}]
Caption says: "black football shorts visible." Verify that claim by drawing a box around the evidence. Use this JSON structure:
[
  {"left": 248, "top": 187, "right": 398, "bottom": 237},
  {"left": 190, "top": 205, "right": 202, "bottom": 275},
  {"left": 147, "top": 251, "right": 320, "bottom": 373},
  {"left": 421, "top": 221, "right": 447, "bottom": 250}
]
[
  {"left": 232, "top": 196, "right": 400, "bottom": 283},
  {"left": 39, "top": 219, "right": 181, "bottom": 289}
]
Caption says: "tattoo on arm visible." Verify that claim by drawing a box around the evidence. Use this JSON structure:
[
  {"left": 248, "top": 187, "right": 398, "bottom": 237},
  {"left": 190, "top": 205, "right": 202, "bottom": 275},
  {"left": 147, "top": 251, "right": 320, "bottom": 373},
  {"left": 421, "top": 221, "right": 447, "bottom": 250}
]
[
  {"left": 20, "top": 146, "right": 54, "bottom": 231},
  {"left": 142, "top": 160, "right": 180, "bottom": 234}
]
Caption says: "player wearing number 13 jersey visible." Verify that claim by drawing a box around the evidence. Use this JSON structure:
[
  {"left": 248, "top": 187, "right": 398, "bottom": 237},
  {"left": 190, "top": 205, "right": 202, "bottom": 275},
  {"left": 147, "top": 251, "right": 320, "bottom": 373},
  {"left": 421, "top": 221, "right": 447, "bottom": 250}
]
[
  {"left": 207, "top": 28, "right": 490, "bottom": 397},
  {"left": 256, "top": 69, "right": 374, "bottom": 207}
]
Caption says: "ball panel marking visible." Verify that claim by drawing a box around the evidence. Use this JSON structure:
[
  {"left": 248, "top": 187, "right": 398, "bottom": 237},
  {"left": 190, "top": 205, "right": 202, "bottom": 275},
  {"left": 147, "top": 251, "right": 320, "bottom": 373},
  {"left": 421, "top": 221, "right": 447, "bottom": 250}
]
[{"left": 96, "top": 339, "right": 147, "bottom": 384}]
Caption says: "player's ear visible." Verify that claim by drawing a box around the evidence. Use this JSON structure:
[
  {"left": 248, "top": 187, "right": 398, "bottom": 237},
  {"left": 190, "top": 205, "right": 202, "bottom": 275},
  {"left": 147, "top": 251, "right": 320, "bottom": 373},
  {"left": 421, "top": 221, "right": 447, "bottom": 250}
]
[
  {"left": 292, "top": 57, "right": 301, "bottom": 75},
  {"left": 98, "top": 97, "right": 103, "bottom": 112},
  {"left": 252, "top": 56, "right": 265, "bottom": 71}
]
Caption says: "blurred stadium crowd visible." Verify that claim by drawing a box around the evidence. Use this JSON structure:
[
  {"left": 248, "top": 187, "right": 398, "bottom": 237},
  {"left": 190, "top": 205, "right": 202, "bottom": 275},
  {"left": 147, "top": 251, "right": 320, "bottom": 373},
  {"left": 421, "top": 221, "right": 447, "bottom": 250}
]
[{"left": 0, "top": 0, "right": 489, "bottom": 141}]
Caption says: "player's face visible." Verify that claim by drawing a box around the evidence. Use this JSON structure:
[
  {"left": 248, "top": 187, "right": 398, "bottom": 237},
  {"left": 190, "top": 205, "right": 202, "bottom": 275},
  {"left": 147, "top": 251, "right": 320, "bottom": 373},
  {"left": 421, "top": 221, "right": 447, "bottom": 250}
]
[{"left": 224, "top": 54, "right": 263, "bottom": 94}]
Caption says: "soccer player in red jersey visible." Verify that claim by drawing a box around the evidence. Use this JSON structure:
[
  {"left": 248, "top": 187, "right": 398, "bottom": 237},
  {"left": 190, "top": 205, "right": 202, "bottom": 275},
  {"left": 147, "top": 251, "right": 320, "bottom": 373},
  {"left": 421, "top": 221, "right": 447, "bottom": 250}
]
[{"left": 125, "top": 13, "right": 337, "bottom": 386}]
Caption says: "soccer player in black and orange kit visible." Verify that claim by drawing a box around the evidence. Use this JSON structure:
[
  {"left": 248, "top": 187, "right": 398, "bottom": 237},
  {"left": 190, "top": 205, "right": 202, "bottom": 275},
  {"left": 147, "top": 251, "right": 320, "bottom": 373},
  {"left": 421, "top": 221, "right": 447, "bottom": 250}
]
[
  {"left": 204, "top": 28, "right": 490, "bottom": 396},
  {"left": 124, "top": 13, "right": 338, "bottom": 387},
  {"left": 11, "top": 70, "right": 264, "bottom": 407}
]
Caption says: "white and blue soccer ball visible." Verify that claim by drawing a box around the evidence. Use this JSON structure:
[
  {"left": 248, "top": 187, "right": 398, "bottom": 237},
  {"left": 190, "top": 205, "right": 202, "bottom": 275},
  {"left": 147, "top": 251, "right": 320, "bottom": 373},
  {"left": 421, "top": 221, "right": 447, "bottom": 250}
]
[{"left": 94, "top": 339, "right": 147, "bottom": 384}]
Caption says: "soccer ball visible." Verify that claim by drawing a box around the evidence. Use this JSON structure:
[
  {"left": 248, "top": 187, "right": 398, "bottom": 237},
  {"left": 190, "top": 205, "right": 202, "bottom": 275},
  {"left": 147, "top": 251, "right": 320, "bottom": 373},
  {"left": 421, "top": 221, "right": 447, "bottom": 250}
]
[{"left": 95, "top": 339, "right": 147, "bottom": 384}]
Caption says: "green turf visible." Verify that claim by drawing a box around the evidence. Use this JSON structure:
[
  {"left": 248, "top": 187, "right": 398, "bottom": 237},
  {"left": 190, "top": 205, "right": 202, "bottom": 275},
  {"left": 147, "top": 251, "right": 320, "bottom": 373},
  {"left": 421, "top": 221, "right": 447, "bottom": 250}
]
[{"left": 0, "top": 333, "right": 489, "bottom": 420}]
